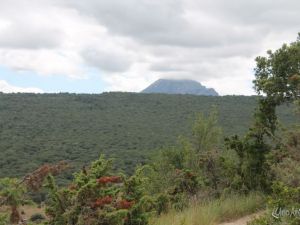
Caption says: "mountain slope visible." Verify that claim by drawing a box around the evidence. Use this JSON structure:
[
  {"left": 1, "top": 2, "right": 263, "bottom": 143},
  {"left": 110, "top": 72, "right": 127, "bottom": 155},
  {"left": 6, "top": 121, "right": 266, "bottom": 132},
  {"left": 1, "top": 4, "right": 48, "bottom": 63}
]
[
  {"left": 0, "top": 93, "right": 297, "bottom": 179},
  {"left": 142, "top": 79, "right": 218, "bottom": 96}
]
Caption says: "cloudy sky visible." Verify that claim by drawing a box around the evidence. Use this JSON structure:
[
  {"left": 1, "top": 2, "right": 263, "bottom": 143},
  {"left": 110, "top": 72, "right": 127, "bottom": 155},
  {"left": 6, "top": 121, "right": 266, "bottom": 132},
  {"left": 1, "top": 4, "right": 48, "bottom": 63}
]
[{"left": 0, "top": 0, "right": 299, "bottom": 95}]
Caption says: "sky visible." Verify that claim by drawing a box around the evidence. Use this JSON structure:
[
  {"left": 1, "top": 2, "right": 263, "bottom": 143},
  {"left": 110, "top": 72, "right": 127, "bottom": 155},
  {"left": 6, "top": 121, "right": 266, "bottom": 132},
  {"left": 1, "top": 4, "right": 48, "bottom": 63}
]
[{"left": 0, "top": 0, "right": 299, "bottom": 95}]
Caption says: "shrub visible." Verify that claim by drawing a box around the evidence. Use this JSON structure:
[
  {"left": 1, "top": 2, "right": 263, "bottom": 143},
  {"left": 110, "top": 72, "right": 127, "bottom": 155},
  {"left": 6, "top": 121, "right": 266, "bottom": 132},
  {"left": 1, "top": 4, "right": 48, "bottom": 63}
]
[
  {"left": 44, "top": 155, "right": 155, "bottom": 225},
  {"left": 30, "top": 213, "right": 46, "bottom": 222}
]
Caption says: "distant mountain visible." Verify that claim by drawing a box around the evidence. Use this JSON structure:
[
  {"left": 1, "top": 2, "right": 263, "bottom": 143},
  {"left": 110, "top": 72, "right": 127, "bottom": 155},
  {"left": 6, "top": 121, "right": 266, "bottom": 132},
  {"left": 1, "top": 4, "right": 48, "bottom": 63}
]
[{"left": 141, "top": 79, "right": 219, "bottom": 96}]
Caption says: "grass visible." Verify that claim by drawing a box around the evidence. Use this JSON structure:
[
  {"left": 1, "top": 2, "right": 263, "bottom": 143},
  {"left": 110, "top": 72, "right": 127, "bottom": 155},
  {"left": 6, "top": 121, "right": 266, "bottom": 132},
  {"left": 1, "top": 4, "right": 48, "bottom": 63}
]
[{"left": 150, "top": 192, "right": 265, "bottom": 225}]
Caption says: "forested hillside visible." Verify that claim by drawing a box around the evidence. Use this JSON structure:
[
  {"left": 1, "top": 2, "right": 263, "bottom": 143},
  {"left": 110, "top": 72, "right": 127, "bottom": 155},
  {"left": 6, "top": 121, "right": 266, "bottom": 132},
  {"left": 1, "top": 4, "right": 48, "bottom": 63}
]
[{"left": 0, "top": 92, "right": 297, "bottom": 178}]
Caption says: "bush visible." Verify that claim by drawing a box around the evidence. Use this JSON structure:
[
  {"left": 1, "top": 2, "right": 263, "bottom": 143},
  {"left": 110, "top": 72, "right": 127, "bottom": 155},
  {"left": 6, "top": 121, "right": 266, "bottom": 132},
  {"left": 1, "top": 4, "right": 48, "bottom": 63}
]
[
  {"left": 44, "top": 155, "right": 155, "bottom": 225},
  {"left": 0, "top": 213, "right": 9, "bottom": 225},
  {"left": 249, "top": 128, "right": 300, "bottom": 225},
  {"left": 30, "top": 213, "right": 46, "bottom": 222}
]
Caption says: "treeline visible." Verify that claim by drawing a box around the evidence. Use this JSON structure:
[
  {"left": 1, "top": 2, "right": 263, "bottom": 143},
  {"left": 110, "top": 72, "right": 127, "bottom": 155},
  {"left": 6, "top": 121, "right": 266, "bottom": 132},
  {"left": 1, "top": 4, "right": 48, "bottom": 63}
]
[{"left": 0, "top": 92, "right": 298, "bottom": 179}]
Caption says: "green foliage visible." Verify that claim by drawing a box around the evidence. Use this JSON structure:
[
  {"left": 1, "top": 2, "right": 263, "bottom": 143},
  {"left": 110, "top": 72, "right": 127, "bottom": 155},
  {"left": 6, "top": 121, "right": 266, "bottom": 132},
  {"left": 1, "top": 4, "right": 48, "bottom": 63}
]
[
  {"left": 249, "top": 183, "right": 300, "bottom": 225},
  {"left": 154, "top": 194, "right": 170, "bottom": 215},
  {"left": 0, "top": 93, "right": 297, "bottom": 180},
  {"left": 44, "top": 175, "right": 67, "bottom": 224},
  {"left": 30, "top": 213, "right": 46, "bottom": 222},
  {"left": 0, "top": 178, "right": 26, "bottom": 208},
  {"left": 254, "top": 33, "right": 300, "bottom": 135},
  {"left": 192, "top": 108, "right": 222, "bottom": 152},
  {"left": 248, "top": 34, "right": 300, "bottom": 225},
  {"left": 224, "top": 34, "right": 300, "bottom": 193},
  {"left": 250, "top": 129, "right": 300, "bottom": 225},
  {"left": 0, "top": 213, "right": 9, "bottom": 225},
  {"left": 138, "top": 109, "right": 233, "bottom": 212},
  {"left": 43, "top": 155, "right": 155, "bottom": 225},
  {"left": 254, "top": 33, "right": 300, "bottom": 104},
  {"left": 224, "top": 133, "right": 271, "bottom": 192},
  {"left": 0, "top": 178, "right": 27, "bottom": 224}
]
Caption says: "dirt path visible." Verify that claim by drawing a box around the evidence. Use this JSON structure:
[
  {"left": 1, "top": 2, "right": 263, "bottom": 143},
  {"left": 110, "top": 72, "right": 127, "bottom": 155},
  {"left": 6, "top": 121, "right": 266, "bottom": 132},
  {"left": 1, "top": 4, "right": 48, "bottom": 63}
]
[{"left": 218, "top": 212, "right": 262, "bottom": 225}]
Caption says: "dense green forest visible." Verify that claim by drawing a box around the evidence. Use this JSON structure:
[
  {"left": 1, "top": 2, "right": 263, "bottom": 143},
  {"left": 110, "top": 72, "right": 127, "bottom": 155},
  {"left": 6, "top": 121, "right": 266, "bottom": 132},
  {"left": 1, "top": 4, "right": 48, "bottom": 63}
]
[
  {"left": 0, "top": 93, "right": 298, "bottom": 178},
  {"left": 0, "top": 34, "right": 299, "bottom": 225}
]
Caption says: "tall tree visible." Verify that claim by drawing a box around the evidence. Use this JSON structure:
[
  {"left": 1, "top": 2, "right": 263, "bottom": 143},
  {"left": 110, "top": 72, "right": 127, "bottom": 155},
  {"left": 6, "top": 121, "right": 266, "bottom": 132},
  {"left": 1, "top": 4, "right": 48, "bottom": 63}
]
[
  {"left": 226, "top": 33, "right": 300, "bottom": 192},
  {"left": 254, "top": 33, "right": 300, "bottom": 133}
]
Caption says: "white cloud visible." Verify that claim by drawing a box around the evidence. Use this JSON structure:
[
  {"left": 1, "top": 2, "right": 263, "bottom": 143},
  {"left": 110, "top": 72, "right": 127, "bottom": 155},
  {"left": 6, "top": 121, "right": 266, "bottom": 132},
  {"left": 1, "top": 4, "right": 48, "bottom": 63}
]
[
  {"left": 81, "top": 47, "right": 133, "bottom": 72},
  {"left": 0, "top": 49, "right": 85, "bottom": 79},
  {"left": 0, "top": 80, "right": 43, "bottom": 93},
  {"left": 0, "top": 0, "right": 299, "bottom": 95},
  {"left": 0, "top": 1, "right": 64, "bottom": 49}
]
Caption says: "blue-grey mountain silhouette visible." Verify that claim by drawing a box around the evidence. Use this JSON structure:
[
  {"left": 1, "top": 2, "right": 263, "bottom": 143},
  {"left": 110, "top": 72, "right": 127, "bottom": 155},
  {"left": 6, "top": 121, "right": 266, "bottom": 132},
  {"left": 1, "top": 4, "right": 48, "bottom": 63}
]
[{"left": 141, "top": 79, "right": 218, "bottom": 96}]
